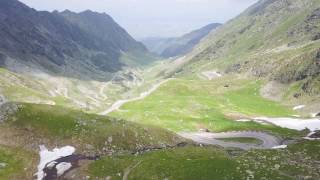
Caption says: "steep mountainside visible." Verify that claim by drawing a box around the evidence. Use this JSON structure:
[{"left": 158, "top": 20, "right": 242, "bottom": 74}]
[
  {"left": 59, "top": 10, "right": 154, "bottom": 67},
  {"left": 0, "top": 0, "right": 159, "bottom": 112},
  {"left": 0, "top": 0, "right": 154, "bottom": 81},
  {"left": 1, "top": 0, "right": 320, "bottom": 179},
  {"left": 59, "top": 10, "right": 146, "bottom": 53},
  {"left": 173, "top": 0, "right": 320, "bottom": 100},
  {"left": 142, "top": 23, "right": 221, "bottom": 58}
]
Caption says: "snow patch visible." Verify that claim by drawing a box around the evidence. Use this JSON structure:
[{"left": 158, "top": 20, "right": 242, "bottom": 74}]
[
  {"left": 201, "top": 71, "right": 222, "bottom": 80},
  {"left": 253, "top": 117, "right": 320, "bottom": 131},
  {"left": 272, "top": 145, "right": 287, "bottom": 149},
  {"left": 293, "top": 105, "right": 305, "bottom": 110},
  {"left": 236, "top": 119, "right": 251, "bottom": 122},
  {"left": 36, "top": 145, "right": 75, "bottom": 180}
]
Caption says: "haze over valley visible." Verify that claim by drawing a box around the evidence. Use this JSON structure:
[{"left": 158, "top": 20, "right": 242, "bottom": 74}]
[{"left": 0, "top": 0, "right": 320, "bottom": 179}]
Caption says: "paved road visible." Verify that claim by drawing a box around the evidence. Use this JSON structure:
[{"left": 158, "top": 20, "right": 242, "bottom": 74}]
[
  {"left": 179, "top": 131, "right": 282, "bottom": 150},
  {"left": 100, "top": 79, "right": 172, "bottom": 115}
]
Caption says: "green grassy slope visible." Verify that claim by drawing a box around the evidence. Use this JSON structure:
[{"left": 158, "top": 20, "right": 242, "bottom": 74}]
[
  {"left": 88, "top": 141, "right": 320, "bottom": 180},
  {"left": 172, "top": 0, "right": 320, "bottom": 102},
  {"left": 0, "top": 0, "right": 319, "bottom": 179},
  {"left": 111, "top": 75, "right": 300, "bottom": 137},
  {"left": 0, "top": 103, "right": 185, "bottom": 154},
  {"left": 0, "top": 102, "right": 186, "bottom": 179},
  {"left": 0, "top": 146, "right": 37, "bottom": 180}
]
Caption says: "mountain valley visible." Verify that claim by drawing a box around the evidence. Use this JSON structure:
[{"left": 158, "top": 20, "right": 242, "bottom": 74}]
[{"left": 0, "top": 0, "right": 320, "bottom": 179}]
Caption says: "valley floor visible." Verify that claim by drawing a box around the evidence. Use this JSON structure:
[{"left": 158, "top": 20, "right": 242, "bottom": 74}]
[{"left": 0, "top": 67, "right": 320, "bottom": 180}]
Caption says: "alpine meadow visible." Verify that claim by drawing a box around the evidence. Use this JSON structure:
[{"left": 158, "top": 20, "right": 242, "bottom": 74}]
[{"left": 0, "top": 0, "right": 320, "bottom": 179}]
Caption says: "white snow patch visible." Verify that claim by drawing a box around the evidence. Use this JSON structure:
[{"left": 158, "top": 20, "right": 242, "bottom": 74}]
[
  {"left": 36, "top": 145, "right": 75, "bottom": 180},
  {"left": 293, "top": 105, "right": 305, "bottom": 110},
  {"left": 311, "top": 113, "right": 319, "bottom": 118},
  {"left": 56, "top": 162, "right": 72, "bottom": 176},
  {"left": 201, "top": 71, "right": 222, "bottom": 80},
  {"left": 236, "top": 119, "right": 251, "bottom": 122},
  {"left": 253, "top": 117, "right": 320, "bottom": 131},
  {"left": 272, "top": 145, "right": 287, "bottom": 149}
]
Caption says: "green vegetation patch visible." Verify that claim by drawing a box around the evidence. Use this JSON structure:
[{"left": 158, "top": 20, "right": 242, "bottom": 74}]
[
  {"left": 238, "top": 141, "right": 320, "bottom": 180},
  {"left": 89, "top": 146, "right": 240, "bottom": 180},
  {"left": 4, "top": 103, "right": 184, "bottom": 152},
  {"left": 224, "top": 81, "right": 293, "bottom": 116},
  {"left": 89, "top": 141, "right": 320, "bottom": 180},
  {"left": 111, "top": 77, "right": 298, "bottom": 137},
  {"left": 0, "top": 146, "right": 36, "bottom": 180}
]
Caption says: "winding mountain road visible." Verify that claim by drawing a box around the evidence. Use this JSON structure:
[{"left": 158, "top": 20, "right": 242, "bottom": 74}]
[
  {"left": 98, "top": 75, "right": 286, "bottom": 150},
  {"left": 179, "top": 131, "right": 282, "bottom": 150},
  {"left": 100, "top": 78, "right": 172, "bottom": 115},
  {"left": 99, "top": 83, "right": 110, "bottom": 101}
]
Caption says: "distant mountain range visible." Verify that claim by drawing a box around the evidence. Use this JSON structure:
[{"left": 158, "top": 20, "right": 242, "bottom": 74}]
[
  {"left": 0, "top": 0, "right": 154, "bottom": 81},
  {"left": 142, "top": 23, "right": 221, "bottom": 58}
]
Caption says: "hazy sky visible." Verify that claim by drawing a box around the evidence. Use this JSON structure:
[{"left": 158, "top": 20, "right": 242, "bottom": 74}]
[{"left": 20, "top": 0, "right": 258, "bottom": 39}]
